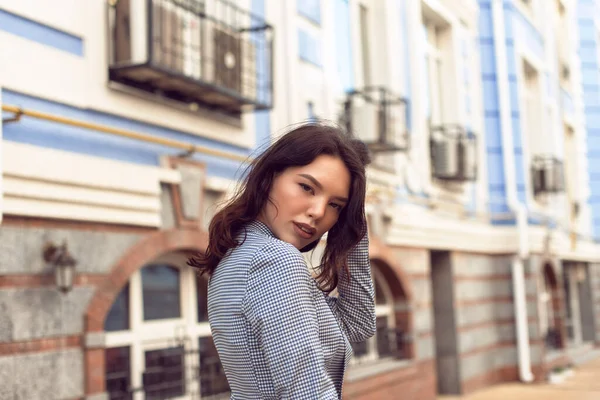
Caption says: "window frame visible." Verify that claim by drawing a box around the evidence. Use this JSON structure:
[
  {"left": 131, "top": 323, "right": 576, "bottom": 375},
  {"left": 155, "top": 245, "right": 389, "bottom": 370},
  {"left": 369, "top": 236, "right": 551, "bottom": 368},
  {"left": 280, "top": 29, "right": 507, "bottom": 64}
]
[
  {"left": 104, "top": 255, "right": 221, "bottom": 400},
  {"left": 349, "top": 267, "right": 396, "bottom": 365}
]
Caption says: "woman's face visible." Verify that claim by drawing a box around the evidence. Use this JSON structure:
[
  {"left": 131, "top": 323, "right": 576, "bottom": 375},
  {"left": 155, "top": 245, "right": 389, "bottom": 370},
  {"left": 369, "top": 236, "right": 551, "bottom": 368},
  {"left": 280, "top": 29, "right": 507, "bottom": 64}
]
[{"left": 259, "top": 154, "right": 351, "bottom": 250}]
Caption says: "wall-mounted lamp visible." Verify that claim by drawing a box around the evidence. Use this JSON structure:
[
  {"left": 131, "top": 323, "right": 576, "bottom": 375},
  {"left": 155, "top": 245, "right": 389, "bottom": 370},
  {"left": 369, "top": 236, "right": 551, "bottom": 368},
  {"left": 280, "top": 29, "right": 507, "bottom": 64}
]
[{"left": 43, "top": 241, "right": 77, "bottom": 293}]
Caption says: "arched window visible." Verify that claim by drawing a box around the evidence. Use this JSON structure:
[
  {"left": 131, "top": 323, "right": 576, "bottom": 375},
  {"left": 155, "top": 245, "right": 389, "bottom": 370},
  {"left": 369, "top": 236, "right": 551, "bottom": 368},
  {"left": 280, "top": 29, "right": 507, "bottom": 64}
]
[
  {"left": 539, "top": 263, "right": 563, "bottom": 350},
  {"left": 350, "top": 261, "right": 409, "bottom": 365},
  {"left": 103, "top": 255, "right": 229, "bottom": 400}
]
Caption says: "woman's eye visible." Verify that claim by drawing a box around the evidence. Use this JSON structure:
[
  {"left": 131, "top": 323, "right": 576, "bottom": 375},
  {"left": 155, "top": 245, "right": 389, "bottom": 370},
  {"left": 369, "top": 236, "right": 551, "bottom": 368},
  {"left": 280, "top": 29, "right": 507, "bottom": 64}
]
[
  {"left": 330, "top": 203, "right": 342, "bottom": 211},
  {"left": 299, "top": 183, "right": 313, "bottom": 193}
]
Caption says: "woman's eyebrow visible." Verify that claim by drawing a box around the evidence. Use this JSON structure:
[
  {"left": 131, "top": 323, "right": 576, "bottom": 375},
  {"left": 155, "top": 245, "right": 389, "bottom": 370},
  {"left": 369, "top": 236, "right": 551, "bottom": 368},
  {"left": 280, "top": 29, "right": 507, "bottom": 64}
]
[{"left": 297, "top": 173, "right": 348, "bottom": 202}]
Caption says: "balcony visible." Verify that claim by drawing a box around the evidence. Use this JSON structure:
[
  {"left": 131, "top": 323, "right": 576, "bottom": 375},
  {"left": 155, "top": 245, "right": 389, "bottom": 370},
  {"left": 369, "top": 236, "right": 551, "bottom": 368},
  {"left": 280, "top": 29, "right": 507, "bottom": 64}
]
[
  {"left": 532, "top": 155, "right": 565, "bottom": 196},
  {"left": 107, "top": 0, "right": 273, "bottom": 116},
  {"left": 429, "top": 124, "right": 477, "bottom": 182},
  {"left": 342, "top": 87, "right": 410, "bottom": 153}
]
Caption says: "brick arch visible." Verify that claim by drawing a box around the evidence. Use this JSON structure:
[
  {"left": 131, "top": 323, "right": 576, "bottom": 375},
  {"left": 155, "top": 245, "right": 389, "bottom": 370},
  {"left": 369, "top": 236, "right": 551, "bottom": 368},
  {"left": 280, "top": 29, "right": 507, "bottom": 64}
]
[
  {"left": 84, "top": 228, "right": 208, "bottom": 396},
  {"left": 368, "top": 235, "right": 415, "bottom": 359},
  {"left": 369, "top": 235, "right": 413, "bottom": 302},
  {"left": 85, "top": 228, "right": 208, "bottom": 332}
]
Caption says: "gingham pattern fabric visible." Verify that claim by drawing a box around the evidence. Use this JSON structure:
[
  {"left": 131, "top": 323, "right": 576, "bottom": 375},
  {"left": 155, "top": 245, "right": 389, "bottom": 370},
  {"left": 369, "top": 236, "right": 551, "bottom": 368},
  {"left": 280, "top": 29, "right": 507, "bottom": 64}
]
[{"left": 208, "top": 221, "right": 376, "bottom": 399}]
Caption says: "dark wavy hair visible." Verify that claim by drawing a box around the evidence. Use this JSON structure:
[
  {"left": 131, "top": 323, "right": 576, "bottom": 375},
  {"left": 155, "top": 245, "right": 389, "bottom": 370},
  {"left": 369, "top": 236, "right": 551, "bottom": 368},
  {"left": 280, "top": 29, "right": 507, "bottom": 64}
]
[{"left": 187, "top": 122, "right": 371, "bottom": 293}]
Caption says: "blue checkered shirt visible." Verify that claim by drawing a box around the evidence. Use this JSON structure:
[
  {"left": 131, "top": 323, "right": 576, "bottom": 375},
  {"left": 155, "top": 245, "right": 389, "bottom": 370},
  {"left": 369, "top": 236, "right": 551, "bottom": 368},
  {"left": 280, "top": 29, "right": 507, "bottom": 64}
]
[{"left": 207, "top": 221, "right": 376, "bottom": 399}]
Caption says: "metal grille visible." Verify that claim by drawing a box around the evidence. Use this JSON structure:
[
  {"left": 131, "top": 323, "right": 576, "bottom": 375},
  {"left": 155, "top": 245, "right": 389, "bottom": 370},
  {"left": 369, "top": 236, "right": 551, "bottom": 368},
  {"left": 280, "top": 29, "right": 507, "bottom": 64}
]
[
  {"left": 105, "top": 337, "right": 230, "bottom": 400},
  {"left": 342, "top": 86, "right": 410, "bottom": 153},
  {"left": 108, "top": 0, "right": 273, "bottom": 114},
  {"left": 429, "top": 124, "right": 477, "bottom": 182},
  {"left": 350, "top": 328, "right": 409, "bottom": 365},
  {"left": 532, "top": 155, "right": 565, "bottom": 196}
]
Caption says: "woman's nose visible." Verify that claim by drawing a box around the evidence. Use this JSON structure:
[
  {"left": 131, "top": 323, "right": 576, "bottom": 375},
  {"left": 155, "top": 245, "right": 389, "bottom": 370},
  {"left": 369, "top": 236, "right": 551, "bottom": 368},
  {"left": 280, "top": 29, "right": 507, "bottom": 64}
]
[{"left": 307, "top": 198, "right": 327, "bottom": 220}]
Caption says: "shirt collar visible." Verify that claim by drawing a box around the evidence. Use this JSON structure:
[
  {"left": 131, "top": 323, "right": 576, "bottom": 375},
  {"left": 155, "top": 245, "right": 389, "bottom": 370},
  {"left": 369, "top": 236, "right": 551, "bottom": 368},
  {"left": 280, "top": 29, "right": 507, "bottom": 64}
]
[{"left": 245, "top": 220, "right": 276, "bottom": 238}]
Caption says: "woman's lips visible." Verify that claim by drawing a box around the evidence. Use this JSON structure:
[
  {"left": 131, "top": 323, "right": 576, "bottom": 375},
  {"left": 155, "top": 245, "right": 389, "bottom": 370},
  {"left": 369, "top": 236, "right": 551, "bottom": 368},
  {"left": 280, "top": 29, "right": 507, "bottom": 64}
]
[{"left": 293, "top": 222, "right": 316, "bottom": 239}]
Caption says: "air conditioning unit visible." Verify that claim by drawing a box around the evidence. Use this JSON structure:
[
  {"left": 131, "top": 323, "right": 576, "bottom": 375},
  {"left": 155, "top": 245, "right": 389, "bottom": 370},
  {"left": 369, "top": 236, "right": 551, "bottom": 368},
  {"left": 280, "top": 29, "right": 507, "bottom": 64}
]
[
  {"left": 532, "top": 157, "right": 565, "bottom": 194},
  {"left": 242, "top": 39, "right": 257, "bottom": 100},
  {"left": 151, "top": 0, "right": 184, "bottom": 72},
  {"left": 431, "top": 138, "right": 459, "bottom": 179},
  {"left": 213, "top": 27, "right": 242, "bottom": 93},
  {"left": 180, "top": 5, "right": 202, "bottom": 80},
  {"left": 351, "top": 102, "right": 382, "bottom": 144},
  {"left": 458, "top": 138, "right": 477, "bottom": 180},
  {"left": 386, "top": 106, "right": 408, "bottom": 150}
]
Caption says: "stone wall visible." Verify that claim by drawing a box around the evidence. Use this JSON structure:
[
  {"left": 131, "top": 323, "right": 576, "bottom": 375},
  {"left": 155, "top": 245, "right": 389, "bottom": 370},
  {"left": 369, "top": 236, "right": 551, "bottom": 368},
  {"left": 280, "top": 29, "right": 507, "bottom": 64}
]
[
  {"left": 0, "top": 222, "right": 144, "bottom": 399},
  {"left": 450, "top": 252, "right": 535, "bottom": 394},
  {"left": 590, "top": 263, "right": 600, "bottom": 343}
]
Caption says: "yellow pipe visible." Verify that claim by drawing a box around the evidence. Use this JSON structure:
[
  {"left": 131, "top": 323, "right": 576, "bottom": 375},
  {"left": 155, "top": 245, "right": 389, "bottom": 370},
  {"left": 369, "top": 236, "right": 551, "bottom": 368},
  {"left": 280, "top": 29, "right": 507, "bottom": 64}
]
[{"left": 1, "top": 104, "right": 250, "bottom": 162}]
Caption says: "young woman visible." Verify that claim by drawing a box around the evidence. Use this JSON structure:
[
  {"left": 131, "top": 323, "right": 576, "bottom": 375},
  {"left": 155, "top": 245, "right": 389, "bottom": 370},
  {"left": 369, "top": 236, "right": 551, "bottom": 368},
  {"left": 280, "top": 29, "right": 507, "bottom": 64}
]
[{"left": 188, "top": 123, "right": 376, "bottom": 399}]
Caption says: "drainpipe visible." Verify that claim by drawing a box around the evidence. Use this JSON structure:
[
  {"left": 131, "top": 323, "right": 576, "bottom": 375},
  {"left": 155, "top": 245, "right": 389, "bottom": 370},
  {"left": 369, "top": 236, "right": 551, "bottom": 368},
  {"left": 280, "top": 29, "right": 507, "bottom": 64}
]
[{"left": 491, "top": 0, "right": 535, "bottom": 383}]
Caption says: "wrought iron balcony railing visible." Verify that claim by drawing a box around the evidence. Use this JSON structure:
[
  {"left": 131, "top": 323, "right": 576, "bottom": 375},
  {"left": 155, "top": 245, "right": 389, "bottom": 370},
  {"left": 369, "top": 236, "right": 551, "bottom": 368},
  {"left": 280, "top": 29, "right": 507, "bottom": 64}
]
[
  {"left": 106, "top": 342, "right": 230, "bottom": 400},
  {"left": 350, "top": 328, "right": 410, "bottom": 365},
  {"left": 108, "top": 0, "right": 273, "bottom": 116},
  {"left": 429, "top": 124, "right": 477, "bottom": 182},
  {"left": 532, "top": 155, "right": 565, "bottom": 196},
  {"left": 342, "top": 87, "right": 410, "bottom": 153}
]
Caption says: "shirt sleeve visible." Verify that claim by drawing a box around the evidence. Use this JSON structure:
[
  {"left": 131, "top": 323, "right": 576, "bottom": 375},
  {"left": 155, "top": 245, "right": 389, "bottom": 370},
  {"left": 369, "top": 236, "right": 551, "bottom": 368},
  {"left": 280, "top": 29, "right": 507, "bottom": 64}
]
[
  {"left": 324, "top": 233, "right": 376, "bottom": 343},
  {"left": 242, "top": 240, "right": 338, "bottom": 400}
]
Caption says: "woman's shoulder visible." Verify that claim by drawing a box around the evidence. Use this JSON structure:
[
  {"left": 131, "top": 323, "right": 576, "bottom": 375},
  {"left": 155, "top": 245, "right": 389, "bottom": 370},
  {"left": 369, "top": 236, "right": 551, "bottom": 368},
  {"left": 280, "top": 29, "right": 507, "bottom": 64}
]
[{"left": 247, "top": 236, "right": 307, "bottom": 276}]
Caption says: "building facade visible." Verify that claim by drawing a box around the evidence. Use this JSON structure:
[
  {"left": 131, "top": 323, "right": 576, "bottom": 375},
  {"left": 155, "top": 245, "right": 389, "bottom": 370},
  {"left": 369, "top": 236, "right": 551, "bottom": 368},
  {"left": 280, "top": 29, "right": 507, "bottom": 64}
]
[{"left": 0, "top": 1, "right": 599, "bottom": 400}]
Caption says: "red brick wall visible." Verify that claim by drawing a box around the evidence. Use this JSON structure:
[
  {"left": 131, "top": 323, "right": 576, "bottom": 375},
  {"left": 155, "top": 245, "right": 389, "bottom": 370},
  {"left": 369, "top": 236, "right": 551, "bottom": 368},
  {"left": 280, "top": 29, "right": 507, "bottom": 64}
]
[{"left": 343, "top": 360, "right": 436, "bottom": 400}]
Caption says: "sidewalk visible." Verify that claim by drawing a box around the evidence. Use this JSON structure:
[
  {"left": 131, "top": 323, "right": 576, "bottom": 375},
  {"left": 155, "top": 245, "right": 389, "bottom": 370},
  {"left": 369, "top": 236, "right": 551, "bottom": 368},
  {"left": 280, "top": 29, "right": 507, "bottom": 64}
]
[{"left": 439, "top": 357, "right": 600, "bottom": 400}]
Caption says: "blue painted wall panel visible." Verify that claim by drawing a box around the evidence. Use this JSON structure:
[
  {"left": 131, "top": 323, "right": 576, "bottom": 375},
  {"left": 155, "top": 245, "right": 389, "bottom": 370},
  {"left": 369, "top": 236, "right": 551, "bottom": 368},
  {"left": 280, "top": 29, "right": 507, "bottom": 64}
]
[
  {"left": 479, "top": 0, "right": 510, "bottom": 220},
  {"left": 581, "top": 69, "right": 600, "bottom": 86},
  {"left": 478, "top": 4, "right": 494, "bottom": 39},
  {"left": 482, "top": 80, "right": 500, "bottom": 110},
  {"left": 579, "top": 49, "right": 599, "bottom": 65},
  {"left": 484, "top": 115, "right": 503, "bottom": 149},
  {"left": 0, "top": 9, "right": 84, "bottom": 56},
  {"left": 479, "top": 42, "right": 497, "bottom": 75},
  {"left": 2, "top": 90, "right": 249, "bottom": 180},
  {"left": 509, "top": 80, "right": 520, "bottom": 116},
  {"left": 486, "top": 151, "right": 506, "bottom": 186},
  {"left": 583, "top": 91, "right": 600, "bottom": 107},
  {"left": 584, "top": 111, "right": 600, "bottom": 127},
  {"left": 578, "top": 0, "right": 600, "bottom": 238}
]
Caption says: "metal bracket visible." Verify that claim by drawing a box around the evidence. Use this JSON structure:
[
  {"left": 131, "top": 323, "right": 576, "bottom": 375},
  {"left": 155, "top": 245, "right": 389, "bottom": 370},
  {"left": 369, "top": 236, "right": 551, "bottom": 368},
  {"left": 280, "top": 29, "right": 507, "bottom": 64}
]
[
  {"left": 177, "top": 145, "right": 197, "bottom": 158},
  {"left": 2, "top": 108, "right": 24, "bottom": 124}
]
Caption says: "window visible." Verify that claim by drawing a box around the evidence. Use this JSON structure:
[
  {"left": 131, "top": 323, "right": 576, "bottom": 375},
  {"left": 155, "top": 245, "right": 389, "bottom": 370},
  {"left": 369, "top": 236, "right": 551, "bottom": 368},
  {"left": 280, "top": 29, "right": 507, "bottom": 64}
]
[
  {"left": 538, "top": 265, "right": 562, "bottom": 350},
  {"left": 197, "top": 275, "right": 209, "bottom": 322},
  {"left": 350, "top": 267, "right": 404, "bottom": 365},
  {"left": 556, "top": 0, "right": 570, "bottom": 89},
  {"left": 359, "top": 4, "right": 371, "bottom": 86},
  {"left": 142, "top": 265, "right": 181, "bottom": 321},
  {"left": 522, "top": 59, "right": 543, "bottom": 185},
  {"left": 143, "top": 347, "right": 185, "bottom": 399},
  {"left": 105, "top": 283, "right": 130, "bottom": 332},
  {"left": 104, "top": 257, "right": 229, "bottom": 400},
  {"left": 562, "top": 263, "right": 596, "bottom": 346},
  {"left": 423, "top": 19, "right": 444, "bottom": 126},
  {"left": 105, "top": 346, "right": 132, "bottom": 400},
  {"left": 564, "top": 125, "right": 578, "bottom": 225},
  {"left": 198, "top": 337, "right": 230, "bottom": 397}
]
